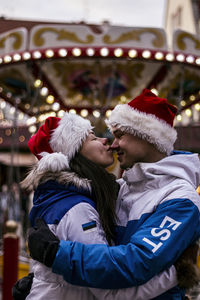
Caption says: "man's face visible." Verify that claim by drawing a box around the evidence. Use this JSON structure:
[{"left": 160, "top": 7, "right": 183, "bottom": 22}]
[{"left": 111, "top": 128, "right": 153, "bottom": 169}]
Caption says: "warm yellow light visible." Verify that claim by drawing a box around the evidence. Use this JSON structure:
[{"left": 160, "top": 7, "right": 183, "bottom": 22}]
[
  {"left": 34, "top": 79, "right": 42, "bottom": 88},
  {"left": 176, "top": 114, "right": 182, "bottom": 121},
  {"left": 58, "top": 110, "right": 65, "bottom": 118},
  {"left": 45, "top": 49, "right": 54, "bottom": 58},
  {"left": 58, "top": 49, "right": 67, "bottom": 57},
  {"left": 46, "top": 95, "right": 55, "bottom": 104},
  {"left": 151, "top": 88, "right": 158, "bottom": 96},
  {"left": 72, "top": 48, "right": 81, "bottom": 56},
  {"left": 93, "top": 110, "right": 100, "bottom": 118},
  {"left": 80, "top": 109, "right": 88, "bottom": 117},
  {"left": 189, "top": 95, "right": 195, "bottom": 101},
  {"left": 165, "top": 53, "right": 174, "bottom": 61},
  {"left": 69, "top": 109, "right": 76, "bottom": 114},
  {"left": 100, "top": 48, "right": 109, "bottom": 57},
  {"left": 195, "top": 103, "right": 200, "bottom": 111},
  {"left": 105, "top": 109, "right": 112, "bottom": 118},
  {"left": 185, "top": 109, "right": 192, "bottom": 117},
  {"left": 128, "top": 49, "right": 137, "bottom": 58},
  {"left": 114, "top": 48, "right": 123, "bottom": 57},
  {"left": 142, "top": 50, "right": 151, "bottom": 59},
  {"left": 180, "top": 100, "right": 186, "bottom": 107},
  {"left": 155, "top": 52, "right": 163, "bottom": 60}
]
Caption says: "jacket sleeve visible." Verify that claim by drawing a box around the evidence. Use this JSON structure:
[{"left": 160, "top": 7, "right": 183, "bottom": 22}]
[
  {"left": 89, "top": 266, "right": 177, "bottom": 300},
  {"left": 52, "top": 198, "right": 200, "bottom": 289}
]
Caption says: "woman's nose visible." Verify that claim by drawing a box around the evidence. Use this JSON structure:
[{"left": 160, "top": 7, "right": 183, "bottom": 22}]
[
  {"left": 101, "top": 138, "right": 108, "bottom": 145},
  {"left": 110, "top": 139, "right": 119, "bottom": 149}
]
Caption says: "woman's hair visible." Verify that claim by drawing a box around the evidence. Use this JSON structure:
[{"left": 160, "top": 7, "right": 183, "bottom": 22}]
[{"left": 70, "top": 153, "right": 119, "bottom": 245}]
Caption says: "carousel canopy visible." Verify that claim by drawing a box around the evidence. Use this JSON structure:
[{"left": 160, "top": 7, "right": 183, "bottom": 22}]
[{"left": 0, "top": 19, "right": 199, "bottom": 152}]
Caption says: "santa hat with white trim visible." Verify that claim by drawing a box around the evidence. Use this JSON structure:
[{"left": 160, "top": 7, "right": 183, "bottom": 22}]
[
  {"left": 28, "top": 112, "right": 93, "bottom": 172},
  {"left": 106, "top": 89, "right": 177, "bottom": 155}
]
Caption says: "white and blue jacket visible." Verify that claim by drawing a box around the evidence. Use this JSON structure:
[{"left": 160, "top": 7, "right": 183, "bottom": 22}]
[
  {"left": 51, "top": 152, "right": 200, "bottom": 299},
  {"left": 24, "top": 166, "right": 177, "bottom": 300}
]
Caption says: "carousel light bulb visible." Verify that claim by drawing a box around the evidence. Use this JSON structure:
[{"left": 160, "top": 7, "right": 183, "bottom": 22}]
[
  {"left": 0, "top": 58, "right": 2, "bottom": 64},
  {"left": 114, "top": 48, "right": 123, "bottom": 57},
  {"left": 13, "top": 53, "right": 21, "bottom": 61},
  {"left": 19, "top": 135, "right": 25, "bottom": 142},
  {"left": 186, "top": 55, "right": 194, "bottom": 63},
  {"left": 72, "top": 48, "right": 81, "bottom": 56},
  {"left": 176, "top": 54, "right": 185, "bottom": 62},
  {"left": 180, "top": 100, "right": 186, "bottom": 107},
  {"left": 46, "top": 95, "right": 55, "bottom": 104},
  {"left": 18, "top": 112, "right": 24, "bottom": 120},
  {"left": 23, "top": 52, "right": 31, "bottom": 60},
  {"left": 69, "top": 109, "right": 76, "bottom": 114},
  {"left": 34, "top": 79, "right": 42, "bottom": 88},
  {"left": 100, "top": 47, "right": 109, "bottom": 57},
  {"left": 128, "top": 49, "right": 137, "bottom": 58},
  {"left": 27, "top": 116, "right": 37, "bottom": 125},
  {"left": 189, "top": 95, "right": 195, "bottom": 101},
  {"left": 58, "top": 49, "right": 67, "bottom": 57},
  {"left": 151, "top": 88, "right": 158, "bottom": 96},
  {"left": 165, "top": 53, "right": 174, "bottom": 61},
  {"left": 4, "top": 55, "right": 12, "bottom": 63},
  {"left": 176, "top": 114, "right": 182, "bottom": 122},
  {"left": 0, "top": 101, "right": 6, "bottom": 109},
  {"left": 93, "top": 110, "right": 100, "bottom": 118},
  {"left": 33, "top": 51, "right": 42, "bottom": 59},
  {"left": 10, "top": 107, "right": 16, "bottom": 114},
  {"left": 105, "top": 109, "right": 112, "bottom": 118},
  {"left": 80, "top": 109, "right": 89, "bottom": 117},
  {"left": 86, "top": 48, "right": 95, "bottom": 56},
  {"left": 142, "top": 50, "right": 151, "bottom": 59},
  {"left": 58, "top": 110, "right": 65, "bottom": 118},
  {"left": 29, "top": 125, "right": 37, "bottom": 133},
  {"left": 195, "top": 58, "right": 200, "bottom": 65},
  {"left": 52, "top": 102, "right": 60, "bottom": 111},
  {"left": 195, "top": 103, "right": 200, "bottom": 111},
  {"left": 45, "top": 49, "right": 54, "bottom": 58},
  {"left": 155, "top": 52, "right": 164, "bottom": 60},
  {"left": 40, "top": 87, "right": 48, "bottom": 96},
  {"left": 185, "top": 109, "right": 192, "bottom": 117}
]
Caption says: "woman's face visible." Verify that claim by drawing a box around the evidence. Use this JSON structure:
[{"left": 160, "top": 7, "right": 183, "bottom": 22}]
[{"left": 80, "top": 133, "right": 114, "bottom": 168}]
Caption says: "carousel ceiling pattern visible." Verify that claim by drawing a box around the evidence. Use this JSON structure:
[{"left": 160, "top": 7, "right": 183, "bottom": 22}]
[{"left": 0, "top": 23, "right": 200, "bottom": 136}]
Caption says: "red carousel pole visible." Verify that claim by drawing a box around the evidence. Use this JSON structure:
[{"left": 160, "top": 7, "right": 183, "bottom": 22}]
[{"left": 2, "top": 220, "right": 19, "bottom": 300}]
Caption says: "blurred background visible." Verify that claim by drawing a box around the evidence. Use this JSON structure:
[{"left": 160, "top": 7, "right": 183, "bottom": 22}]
[{"left": 0, "top": 0, "right": 200, "bottom": 299}]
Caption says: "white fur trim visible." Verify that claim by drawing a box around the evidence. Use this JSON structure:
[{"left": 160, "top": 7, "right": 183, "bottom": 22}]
[
  {"left": 106, "top": 104, "right": 177, "bottom": 155},
  {"left": 37, "top": 152, "right": 69, "bottom": 172},
  {"left": 50, "top": 113, "right": 93, "bottom": 161}
]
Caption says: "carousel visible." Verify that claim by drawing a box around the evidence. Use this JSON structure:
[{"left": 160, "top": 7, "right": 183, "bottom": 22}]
[{"left": 0, "top": 19, "right": 200, "bottom": 295}]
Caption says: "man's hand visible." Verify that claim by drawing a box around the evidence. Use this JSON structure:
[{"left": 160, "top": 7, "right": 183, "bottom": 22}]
[
  {"left": 28, "top": 218, "right": 59, "bottom": 267},
  {"left": 175, "top": 242, "right": 200, "bottom": 290},
  {"left": 12, "top": 273, "right": 34, "bottom": 300}
]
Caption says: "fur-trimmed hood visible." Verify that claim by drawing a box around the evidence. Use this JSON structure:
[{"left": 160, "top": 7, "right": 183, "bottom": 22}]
[{"left": 21, "top": 162, "right": 91, "bottom": 192}]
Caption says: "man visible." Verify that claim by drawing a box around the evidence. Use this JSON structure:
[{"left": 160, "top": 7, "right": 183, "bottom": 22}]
[{"left": 22, "top": 89, "right": 200, "bottom": 298}]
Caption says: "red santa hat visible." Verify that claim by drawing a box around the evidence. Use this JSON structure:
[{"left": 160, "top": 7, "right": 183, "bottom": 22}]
[
  {"left": 28, "top": 112, "right": 93, "bottom": 172},
  {"left": 106, "top": 89, "right": 177, "bottom": 155}
]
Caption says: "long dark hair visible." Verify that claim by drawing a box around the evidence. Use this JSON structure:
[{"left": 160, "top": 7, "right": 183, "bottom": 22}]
[{"left": 70, "top": 153, "right": 119, "bottom": 245}]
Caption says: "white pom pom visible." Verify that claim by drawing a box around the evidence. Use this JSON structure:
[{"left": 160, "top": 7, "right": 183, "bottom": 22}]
[{"left": 37, "top": 152, "right": 69, "bottom": 172}]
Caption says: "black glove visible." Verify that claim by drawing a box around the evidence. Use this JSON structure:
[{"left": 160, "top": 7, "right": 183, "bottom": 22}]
[
  {"left": 12, "top": 273, "right": 34, "bottom": 300},
  {"left": 175, "top": 242, "right": 200, "bottom": 290},
  {"left": 28, "top": 218, "right": 59, "bottom": 268}
]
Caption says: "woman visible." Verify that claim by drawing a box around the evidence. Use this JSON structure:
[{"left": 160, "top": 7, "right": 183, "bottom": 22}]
[{"left": 19, "top": 112, "right": 177, "bottom": 300}]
